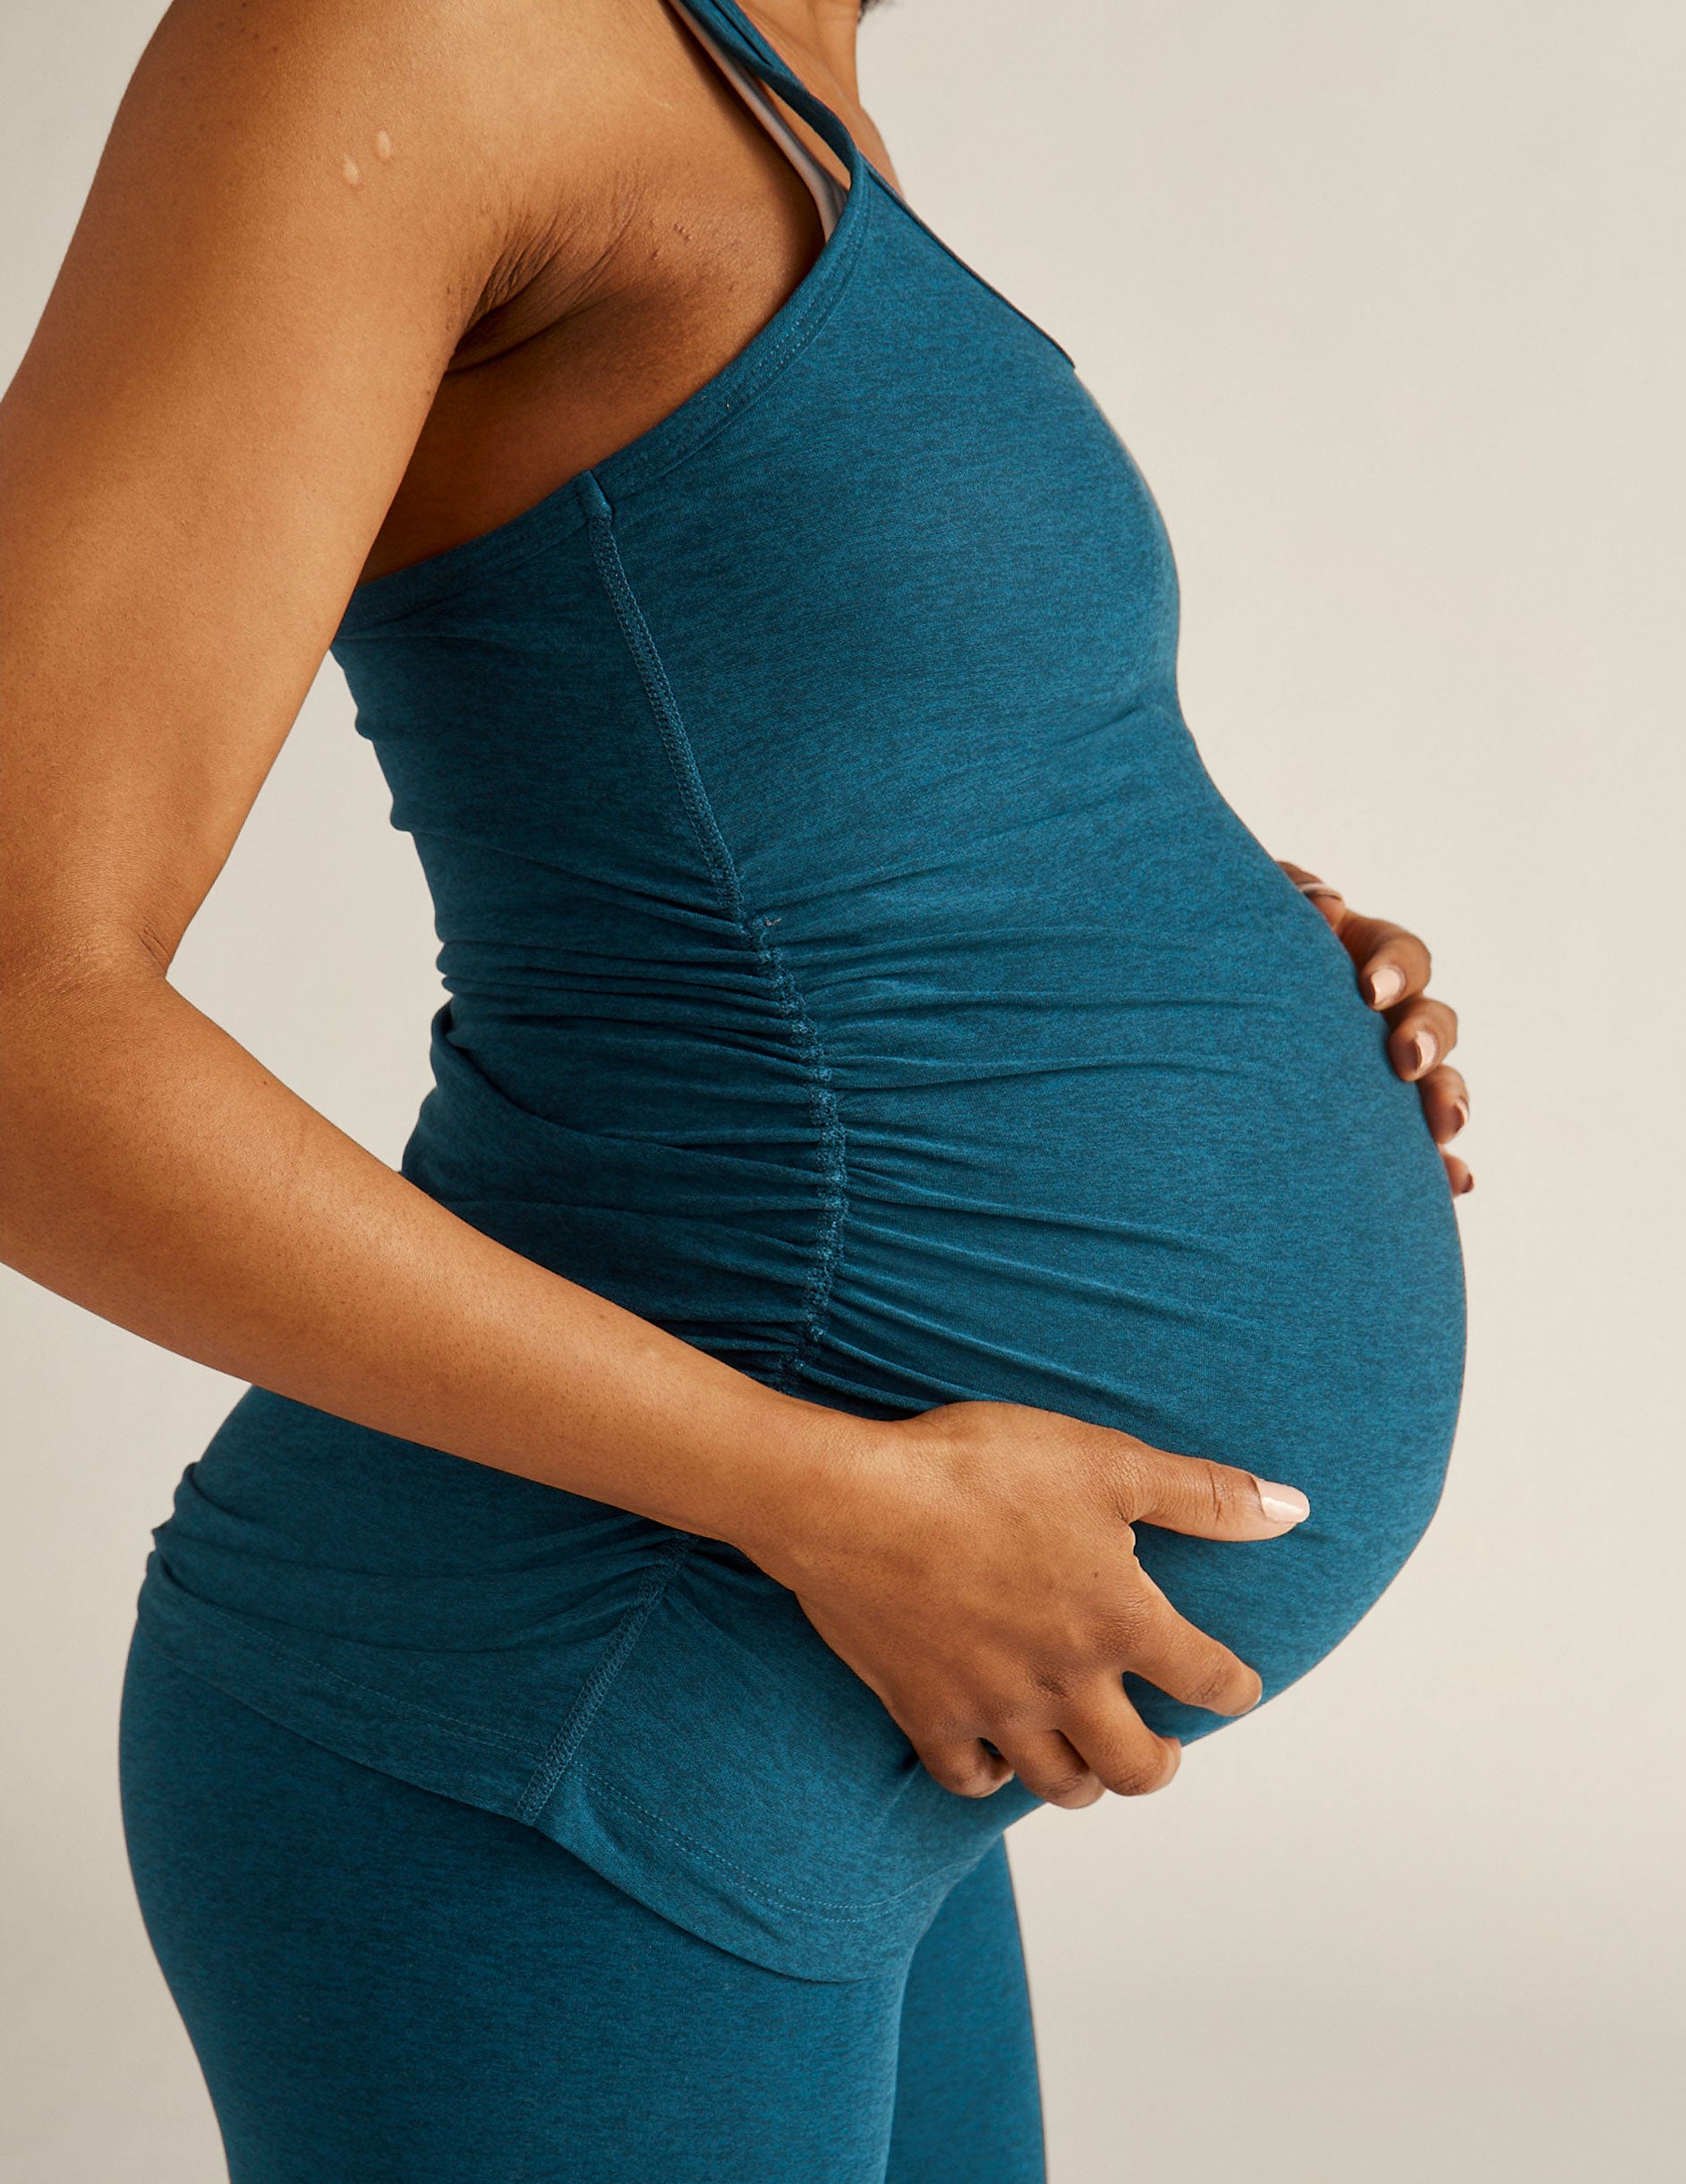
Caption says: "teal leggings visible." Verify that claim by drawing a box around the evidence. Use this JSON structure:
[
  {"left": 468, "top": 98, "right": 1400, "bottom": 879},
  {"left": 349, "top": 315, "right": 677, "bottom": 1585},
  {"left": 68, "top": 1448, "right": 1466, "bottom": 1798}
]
[{"left": 119, "top": 1635, "right": 1045, "bottom": 2182}]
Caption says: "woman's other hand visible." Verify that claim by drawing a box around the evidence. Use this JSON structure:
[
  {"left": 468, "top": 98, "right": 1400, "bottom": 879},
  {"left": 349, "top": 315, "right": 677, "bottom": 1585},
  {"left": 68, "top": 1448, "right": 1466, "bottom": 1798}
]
[
  {"left": 752, "top": 1402, "right": 1307, "bottom": 1809},
  {"left": 1279, "top": 862, "right": 1473, "bottom": 1196}
]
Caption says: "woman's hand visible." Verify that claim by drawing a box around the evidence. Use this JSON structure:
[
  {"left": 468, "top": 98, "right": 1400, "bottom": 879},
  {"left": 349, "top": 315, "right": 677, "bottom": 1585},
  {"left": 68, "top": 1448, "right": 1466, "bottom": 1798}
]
[
  {"left": 1279, "top": 862, "right": 1473, "bottom": 1195},
  {"left": 751, "top": 1402, "right": 1308, "bottom": 1809}
]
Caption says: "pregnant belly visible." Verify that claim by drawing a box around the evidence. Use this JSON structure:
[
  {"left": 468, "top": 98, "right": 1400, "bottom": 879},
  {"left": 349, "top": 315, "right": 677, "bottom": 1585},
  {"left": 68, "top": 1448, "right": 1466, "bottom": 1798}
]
[
  {"left": 832, "top": 1058, "right": 1461, "bottom": 1736},
  {"left": 412, "top": 736, "right": 1465, "bottom": 1743},
  {"left": 803, "top": 882, "right": 1465, "bottom": 1738}
]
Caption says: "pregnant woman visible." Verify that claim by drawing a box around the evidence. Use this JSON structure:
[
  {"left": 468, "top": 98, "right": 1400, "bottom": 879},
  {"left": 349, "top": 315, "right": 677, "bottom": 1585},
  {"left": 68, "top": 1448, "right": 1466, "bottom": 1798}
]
[{"left": 1, "top": 1, "right": 1469, "bottom": 2178}]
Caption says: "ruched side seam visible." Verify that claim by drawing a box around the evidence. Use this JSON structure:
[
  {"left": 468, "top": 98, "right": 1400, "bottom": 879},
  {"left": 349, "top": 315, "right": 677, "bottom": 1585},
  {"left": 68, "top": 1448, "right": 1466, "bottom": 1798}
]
[{"left": 578, "top": 474, "right": 848, "bottom": 1389}]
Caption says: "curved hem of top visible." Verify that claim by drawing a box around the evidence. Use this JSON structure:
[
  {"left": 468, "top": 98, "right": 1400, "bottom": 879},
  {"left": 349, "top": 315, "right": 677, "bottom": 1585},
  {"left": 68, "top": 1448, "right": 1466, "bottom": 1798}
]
[
  {"left": 532, "top": 1762, "right": 997, "bottom": 1984},
  {"left": 129, "top": 1542, "right": 981, "bottom": 1983},
  {"left": 333, "top": 158, "right": 877, "bottom": 640}
]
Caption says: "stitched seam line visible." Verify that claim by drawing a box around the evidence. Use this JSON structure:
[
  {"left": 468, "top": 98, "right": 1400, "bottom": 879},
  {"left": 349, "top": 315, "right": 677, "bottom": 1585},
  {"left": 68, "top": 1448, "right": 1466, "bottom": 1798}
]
[
  {"left": 336, "top": 171, "right": 872, "bottom": 636},
  {"left": 574, "top": 1764, "right": 996, "bottom": 1922},
  {"left": 515, "top": 1533, "right": 694, "bottom": 1825},
  {"left": 580, "top": 487, "right": 848, "bottom": 1386},
  {"left": 583, "top": 494, "right": 738, "bottom": 897},
  {"left": 597, "top": 178, "right": 872, "bottom": 509}
]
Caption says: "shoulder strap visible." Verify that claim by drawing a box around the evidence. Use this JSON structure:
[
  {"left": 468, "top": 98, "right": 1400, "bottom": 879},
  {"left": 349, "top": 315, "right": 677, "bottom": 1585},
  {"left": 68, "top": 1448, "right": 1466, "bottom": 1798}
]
[{"left": 669, "top": 0, "right": 859, "bottom": 175}]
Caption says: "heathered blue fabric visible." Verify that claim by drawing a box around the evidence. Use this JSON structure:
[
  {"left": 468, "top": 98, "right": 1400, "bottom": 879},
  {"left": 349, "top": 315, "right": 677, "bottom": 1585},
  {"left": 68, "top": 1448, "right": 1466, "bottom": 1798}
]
[
  {"left": 120, "top": 1633, "right": 1044, "bottom": 2183},
  {"left": 135, "top": 0, "right": 1464, "bottom": 1982}
]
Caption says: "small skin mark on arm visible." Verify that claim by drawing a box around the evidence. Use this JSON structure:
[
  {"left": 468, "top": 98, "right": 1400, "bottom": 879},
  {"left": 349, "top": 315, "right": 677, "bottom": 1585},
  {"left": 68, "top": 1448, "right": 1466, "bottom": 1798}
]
[{"left": 341, "top": 135, "right": 390, "bottom": 185}]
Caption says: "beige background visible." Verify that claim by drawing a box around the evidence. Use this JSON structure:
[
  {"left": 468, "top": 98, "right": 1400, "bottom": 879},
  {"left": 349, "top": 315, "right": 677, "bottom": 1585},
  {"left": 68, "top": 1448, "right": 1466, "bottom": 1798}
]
[{"left": 4, "top": 2, "right": 1682, "bottom": 2178}]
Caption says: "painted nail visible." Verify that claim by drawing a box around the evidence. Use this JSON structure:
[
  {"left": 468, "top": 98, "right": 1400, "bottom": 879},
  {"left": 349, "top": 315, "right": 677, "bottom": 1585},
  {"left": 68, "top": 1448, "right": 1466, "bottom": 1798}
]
[
  {"left": 1256, "top": 1480, "right": 1311, "bottom": 1525},
  {"left": 1410, "top": 1029, "right": 1438, "bottom": 1075},
  {"left": 1368, "top": 964, "right": 1408, "bottom": 1008}
]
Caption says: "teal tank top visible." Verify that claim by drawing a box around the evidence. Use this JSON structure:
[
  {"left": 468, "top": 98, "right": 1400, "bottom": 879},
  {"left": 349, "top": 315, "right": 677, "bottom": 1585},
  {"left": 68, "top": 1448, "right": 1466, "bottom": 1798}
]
[{"left": 138, "top": 0, "right": 1464, "bottom": 1981}]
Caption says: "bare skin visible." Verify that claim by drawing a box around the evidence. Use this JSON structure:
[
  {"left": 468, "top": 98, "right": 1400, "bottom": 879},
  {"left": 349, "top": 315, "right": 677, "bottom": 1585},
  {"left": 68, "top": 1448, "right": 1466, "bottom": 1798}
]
[{"left": 0, "top": 0, "right": 1469, "bottom": 1813}]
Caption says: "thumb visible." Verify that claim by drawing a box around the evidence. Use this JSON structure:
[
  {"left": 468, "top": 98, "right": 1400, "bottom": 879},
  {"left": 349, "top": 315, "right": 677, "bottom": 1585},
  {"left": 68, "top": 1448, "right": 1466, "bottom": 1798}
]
[{"left": 1120, "top": 1442, "right": 1310, "bottom": 1542}]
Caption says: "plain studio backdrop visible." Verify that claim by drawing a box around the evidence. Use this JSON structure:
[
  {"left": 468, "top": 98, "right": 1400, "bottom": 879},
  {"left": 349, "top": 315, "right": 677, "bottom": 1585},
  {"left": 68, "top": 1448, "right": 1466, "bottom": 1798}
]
[{"left": 3, "top": 3, "right": 1682, "bottom": 2179}]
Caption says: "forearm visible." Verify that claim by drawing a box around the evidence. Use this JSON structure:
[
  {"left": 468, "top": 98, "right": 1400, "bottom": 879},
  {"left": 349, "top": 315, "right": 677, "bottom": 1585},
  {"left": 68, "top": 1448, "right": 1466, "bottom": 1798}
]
[{"left": 2, "top": 961, "right": 864, "bottom": 1558}]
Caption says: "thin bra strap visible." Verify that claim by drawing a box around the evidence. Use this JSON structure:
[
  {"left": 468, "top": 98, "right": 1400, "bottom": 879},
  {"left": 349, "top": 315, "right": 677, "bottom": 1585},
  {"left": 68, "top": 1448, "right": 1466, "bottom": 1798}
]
[
  {"left": 668, "top": 0, "right": 861, "bottom": 183},
  {"left": 674, "top": 4, "right": 846, "bottom": 239}
]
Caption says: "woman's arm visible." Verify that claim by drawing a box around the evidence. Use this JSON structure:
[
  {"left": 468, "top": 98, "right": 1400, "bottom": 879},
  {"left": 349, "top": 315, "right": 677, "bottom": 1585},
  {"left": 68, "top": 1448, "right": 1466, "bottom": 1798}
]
[
  {"left": 1, "top": 0, "right": 732, "bottom": 1504},
  {"left": 1, "top": 0, "right": 1299, "bottom": 1813}
]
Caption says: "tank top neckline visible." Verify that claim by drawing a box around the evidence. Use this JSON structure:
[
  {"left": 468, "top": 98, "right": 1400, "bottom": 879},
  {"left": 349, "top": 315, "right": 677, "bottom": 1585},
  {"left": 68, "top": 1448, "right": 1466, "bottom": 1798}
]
[{"left": 339, "top": 0, "right": 1069, "bottom": 639}]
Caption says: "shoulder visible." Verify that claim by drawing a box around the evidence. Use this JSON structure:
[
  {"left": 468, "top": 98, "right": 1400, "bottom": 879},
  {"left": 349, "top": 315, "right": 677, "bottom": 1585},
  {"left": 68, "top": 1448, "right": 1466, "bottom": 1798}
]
[
  {"left": 133, "top": 0, "right": 639, "bottom": 122},
  {"left": 117, "top": 0, "right": 669, "bottom": 302}
]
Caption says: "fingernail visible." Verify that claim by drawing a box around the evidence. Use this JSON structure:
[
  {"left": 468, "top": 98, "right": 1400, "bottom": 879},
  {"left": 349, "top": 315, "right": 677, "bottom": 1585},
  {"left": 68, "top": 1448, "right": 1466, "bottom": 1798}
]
[
  {"left": 1451, "top": 1096, "right": 1470, "bottom": 1133},
  {"left": 1409, "top": 1029, "right": 1438, "bottom": 1074},
  {"left": 1456, "top": 1171, "right": 1475, "bottom": 1195},
  {"left": 1255, "top": 1480, "right": 1310, "bottom": 1525},
  {"left": 1368, "top": 964, "right": 1407, "bottom": 1008}
]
